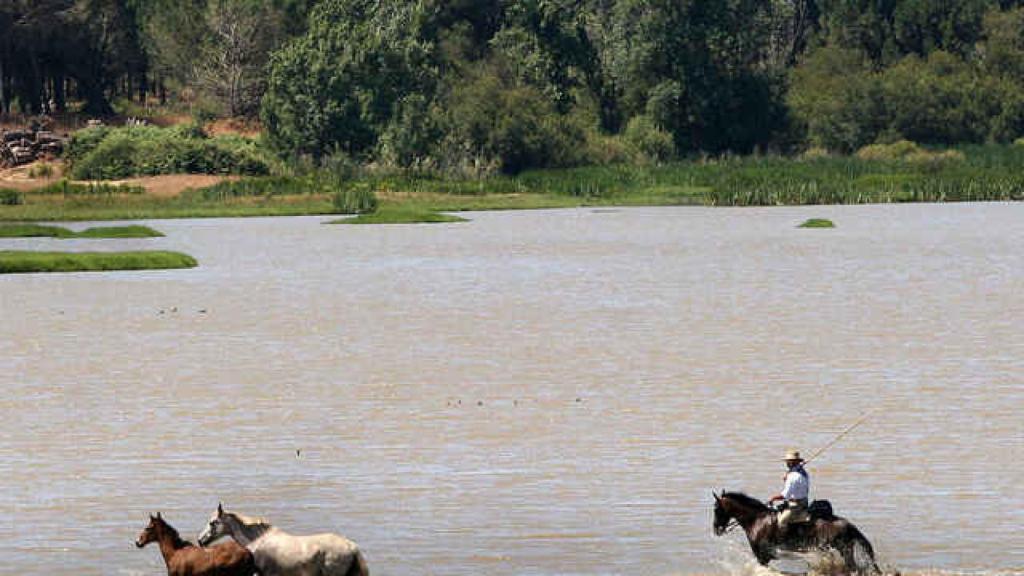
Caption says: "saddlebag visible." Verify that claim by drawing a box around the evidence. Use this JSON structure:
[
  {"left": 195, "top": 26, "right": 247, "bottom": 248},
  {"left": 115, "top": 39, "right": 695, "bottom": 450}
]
[{"left": 808, "top": 499, "right": 834, "bottom": 519}]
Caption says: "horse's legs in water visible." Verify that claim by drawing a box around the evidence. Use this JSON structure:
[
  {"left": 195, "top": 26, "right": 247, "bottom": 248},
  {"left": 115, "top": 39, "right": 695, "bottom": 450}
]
[
  {"left": 839, "top": 541, "right": 859, "bottom": 574},
  {"left": 838, "top": 539, "right": 882, "bottom": 575},
  {"left": 752, "top": 544, "right": 774, "bottom": 567},
  {"left": 846, "top": 531, "right": 882, "bottom": 575}
]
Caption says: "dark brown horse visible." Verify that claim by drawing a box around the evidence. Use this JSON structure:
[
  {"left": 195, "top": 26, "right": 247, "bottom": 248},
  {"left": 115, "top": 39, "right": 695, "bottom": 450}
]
[
  {"left": 713, "top": 491, "right": 880, "bottom": 574},
  {"left": 135, "top": 512, "right": 257, "bottom": 576}
]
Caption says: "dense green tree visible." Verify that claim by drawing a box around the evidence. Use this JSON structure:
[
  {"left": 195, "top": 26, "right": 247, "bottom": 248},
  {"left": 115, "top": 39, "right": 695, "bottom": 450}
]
[
  {"left": 261, "top": 0, "right": 437, "bottom": 158},
  {"left": 8, "top": 0, "right": 1024, "bottom": 171},
  {"left": 788, "top": 46, "right": 886, "bottom": 151},
  {"left": 599, "top": 0, "right": 788, "bottom": 153}
]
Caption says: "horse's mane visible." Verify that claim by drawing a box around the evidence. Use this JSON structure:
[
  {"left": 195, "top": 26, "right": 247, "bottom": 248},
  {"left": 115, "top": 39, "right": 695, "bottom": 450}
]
[
  {"left": 721, "top": 491, "right": 770, "bottom": 511},
  {"left": 230, "top": 511, "right": 272, "bottom": 529},
  {"left": 156, "top": 516, "right": 195, "bottom": 548}
]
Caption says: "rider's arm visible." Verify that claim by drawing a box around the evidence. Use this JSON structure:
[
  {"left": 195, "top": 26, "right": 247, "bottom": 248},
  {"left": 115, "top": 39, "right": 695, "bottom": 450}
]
[{"left": 772, "top": 471, "right": 797, "bottom": 503}]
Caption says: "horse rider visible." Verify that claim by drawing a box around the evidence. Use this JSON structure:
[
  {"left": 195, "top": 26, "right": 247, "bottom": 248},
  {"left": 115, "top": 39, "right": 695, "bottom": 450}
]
[{"left": 768, "top": 449, "right": 811, "bottom": 532}]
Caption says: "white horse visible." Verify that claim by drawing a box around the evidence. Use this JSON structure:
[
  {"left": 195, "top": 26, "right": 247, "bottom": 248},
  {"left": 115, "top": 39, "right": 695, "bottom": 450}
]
[{"left": 197, "top": 504, "right": 368, "bottom": 576}]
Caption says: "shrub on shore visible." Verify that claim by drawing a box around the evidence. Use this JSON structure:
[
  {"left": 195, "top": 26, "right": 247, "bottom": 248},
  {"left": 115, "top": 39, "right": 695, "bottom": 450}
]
[
  {"left": 0, "top": 189, "right": 23, "bottom": 205},
  {"left": 332, "top": 182, "right": 379, "bottom": 214},
  {"left": 65, "top": 125, "right": 271, "bottom": 180},
  {"left": 855, "top": 140, "right": 965, "bottom": 165},
  {"left": 183, "top": 173, "right": 379, "bottom": 215}
]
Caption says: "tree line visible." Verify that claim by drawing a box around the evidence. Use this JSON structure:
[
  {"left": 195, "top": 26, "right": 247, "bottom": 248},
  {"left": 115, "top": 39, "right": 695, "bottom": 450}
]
[{"left": 5, "top": 1, "right": 1024, "bottom": 173}]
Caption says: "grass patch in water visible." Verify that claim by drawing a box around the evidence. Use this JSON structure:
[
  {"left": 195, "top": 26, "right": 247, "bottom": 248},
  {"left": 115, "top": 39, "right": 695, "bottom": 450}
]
[
  {"left": 0, "top": 183, "right": 336, "bottom": 221},
  {"left": 74, "top": 225, "right": 164, "bottom": 238},
  {"left": 0, "top": 250, "right": 197, "bottom": 273},
  {"left": 0, "top": 224, "right": 163, "bottom": 238},
  {"left": 328, "top": 206, "right": 468, "bottom": 225},
  {"left": 798, "top": 218, "right": 835, "bottom": 228}
]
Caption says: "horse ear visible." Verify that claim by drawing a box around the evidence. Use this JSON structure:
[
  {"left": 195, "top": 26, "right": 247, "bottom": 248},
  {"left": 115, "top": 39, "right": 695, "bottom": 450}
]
[
  {"left": 156, "top": 512, "right": 162, "bottom": 520},
  {"left": 149, "top": 513, "right": 155, "bottom": 520},
  {"left": 217, "top": 502, "right": 224, "bottom": 516}
]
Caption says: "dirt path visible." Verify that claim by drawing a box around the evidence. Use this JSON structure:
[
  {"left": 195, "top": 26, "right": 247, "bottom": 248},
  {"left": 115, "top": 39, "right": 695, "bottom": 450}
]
[
  {"left": 1, "top": 162, "right": 236, "bottom": 196},
  {"left": 101, "top": 174, "right": 238, "bottom": 197}
]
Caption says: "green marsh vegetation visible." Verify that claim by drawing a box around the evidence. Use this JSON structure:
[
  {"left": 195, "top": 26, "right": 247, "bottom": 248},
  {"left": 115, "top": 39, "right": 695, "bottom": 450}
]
[
  {"left": 0, "top": 224, "right": 163, "bottom": 238},
  {"left": 328, "top": 206, "right": 468, "bottom": 225},
  {"left": 64, "top": 124, "right": 272, "bottom": 180},
  {"left": 0, "top": 177, "right": 335, "bottom": 221},
  {"left": 0, "top": 251, "right": 197, "bottom": 274},
  {"left": 799, "top": 219, "right": 835, "bottom": 229},
  {"left": 5, "top": 141, "right": 1024, "bottom": 223}
]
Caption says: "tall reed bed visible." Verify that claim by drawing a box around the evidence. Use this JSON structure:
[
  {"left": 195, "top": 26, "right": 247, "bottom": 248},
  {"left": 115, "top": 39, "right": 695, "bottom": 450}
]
[
  {"left": 25, "top": 180, "right": 146, "bottom": 196},
  {"left": 699, "top": 151, "right": 1024, "bottom": 205}
]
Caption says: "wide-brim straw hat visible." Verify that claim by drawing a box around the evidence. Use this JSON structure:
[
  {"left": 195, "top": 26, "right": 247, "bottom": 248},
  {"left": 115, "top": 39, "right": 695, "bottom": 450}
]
[{"left": 784, "top": 450, "right": 804, "bottom": 462}]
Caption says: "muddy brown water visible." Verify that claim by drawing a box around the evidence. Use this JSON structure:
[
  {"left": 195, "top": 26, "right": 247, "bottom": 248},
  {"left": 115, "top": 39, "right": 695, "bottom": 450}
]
[{"left": 1, "top": 205, "right": 1022, "bottom": 575}]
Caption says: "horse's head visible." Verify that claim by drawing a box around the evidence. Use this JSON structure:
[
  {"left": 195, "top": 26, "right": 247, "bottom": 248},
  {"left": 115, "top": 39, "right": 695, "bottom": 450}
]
[
  {"left": 712, "top": 492, "right": 731, "bottom": 536},
  {"left": 135, "top": 513, "right": 164, "bottom": 548},
  {"left": 198, "top": 503, "right": 230, "bottom": 547}
]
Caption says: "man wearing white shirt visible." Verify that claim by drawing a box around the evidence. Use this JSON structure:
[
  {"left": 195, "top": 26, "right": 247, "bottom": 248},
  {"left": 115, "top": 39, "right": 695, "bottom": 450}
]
[{"left": 768, "top": 449, "right": 811, "bottom": 531}]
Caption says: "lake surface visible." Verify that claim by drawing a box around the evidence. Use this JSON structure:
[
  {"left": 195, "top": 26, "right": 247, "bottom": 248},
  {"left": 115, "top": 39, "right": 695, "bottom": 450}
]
[{"left": 1, "top": 205, "right": 1022, "bottom": 576}]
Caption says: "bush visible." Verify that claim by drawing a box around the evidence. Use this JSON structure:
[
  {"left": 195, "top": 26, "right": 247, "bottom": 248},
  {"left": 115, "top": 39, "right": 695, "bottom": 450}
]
[
  {"left": 624, "top": 115, "right": 676, "bottom": 163},
  {"left": 788, "top": 46, "right": 888, "bottom": 152},
  {"left": 880, "top": 52, "right": 990, "bottom": 145},
  {"left": 855, "top": 140, "right": 965, "bottom": 167},
  {"left": 375, "top": 94, "right": 443, "bottom": 172},
  {"left": 0, "top": 189, "right": 23, "bottom": 206},
  {"left": 855, "top": 140, "right": 923, "bottom": 161},
  {"left": 66, "top": 125, "right": 271, "bottom": 180},
  {"left": 791, "top": 43, "right": 1024, "bottom": 150},
  {"left": 439, "top": 59, "right": 589, "bottom": 175},
  {"left": 800, "top": 147, "right": 831, "bottom": 160},
  {"left": 332, "top": 182, "right": 379, "bottom": 214},
  {"left": 63, "top": 126, "right": 113, "bottom": 165},
  {"left": 28, "top": 162, "right": 56, "bottom": 179}
]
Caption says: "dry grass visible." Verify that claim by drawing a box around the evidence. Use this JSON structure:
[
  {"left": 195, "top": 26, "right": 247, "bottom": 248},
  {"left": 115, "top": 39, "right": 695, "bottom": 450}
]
[
  {"left": 205, "top": 118, "right": 263, "bottom": 138},
  {"left": 1, "top": 161, "right": 235, "bottom": 197},
  {"left": 0, "top": 162, "right": 66, "bottom": 191}
]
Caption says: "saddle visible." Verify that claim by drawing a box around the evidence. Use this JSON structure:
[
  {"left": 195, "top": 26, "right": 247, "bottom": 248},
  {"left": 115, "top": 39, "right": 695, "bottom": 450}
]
[{"left": 773, "top": 500, "right": 834, "bottom": 527}]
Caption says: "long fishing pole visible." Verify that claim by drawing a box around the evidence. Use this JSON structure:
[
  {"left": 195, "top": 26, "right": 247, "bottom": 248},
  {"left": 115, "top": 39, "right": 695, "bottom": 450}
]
[{"left": 802, "top": 409, "right": 873, "bottom": 466}]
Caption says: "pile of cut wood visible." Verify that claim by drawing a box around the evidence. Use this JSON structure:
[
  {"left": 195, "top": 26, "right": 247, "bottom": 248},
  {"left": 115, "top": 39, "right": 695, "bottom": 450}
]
[{"left": 1, "top": 126, "right": 67, "bottom": 168}]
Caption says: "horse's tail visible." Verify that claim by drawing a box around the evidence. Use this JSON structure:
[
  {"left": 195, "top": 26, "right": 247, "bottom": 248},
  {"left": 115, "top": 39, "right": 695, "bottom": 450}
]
[
  {"left": 846, "top": 523, "right": 881, "bottom": 574},
  {"left": 345, "top": 548, "right": 369, "bottom": 576}
]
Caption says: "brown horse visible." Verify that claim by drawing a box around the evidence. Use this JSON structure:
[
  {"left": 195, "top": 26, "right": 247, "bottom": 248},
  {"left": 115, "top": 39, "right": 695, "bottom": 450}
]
[
  {"left": 135, "top": 512, "right": 257, "bottom": 576},
  {"left": 712, "top": 491, "right": 881, "bottom": 574}
]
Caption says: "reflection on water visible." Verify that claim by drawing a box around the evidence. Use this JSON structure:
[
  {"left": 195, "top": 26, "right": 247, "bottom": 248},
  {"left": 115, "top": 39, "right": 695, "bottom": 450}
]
[{"left": 1, "top": 205, "right": 1022, "bottom": 575}]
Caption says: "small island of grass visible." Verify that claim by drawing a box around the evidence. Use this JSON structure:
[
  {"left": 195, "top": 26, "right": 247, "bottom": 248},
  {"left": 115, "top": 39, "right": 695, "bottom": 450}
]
[
  {"left": 798, "top": 218, "right": 835, "bottom": 228},
  {"left": 0, "top": 224, "right": 164, "bottom": 239},
  {"left": 328, "top": 207, "right": 468, "bottom": 225},
  {"left": 0, "top": 250, "right": 197, "bottom": 274}
]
